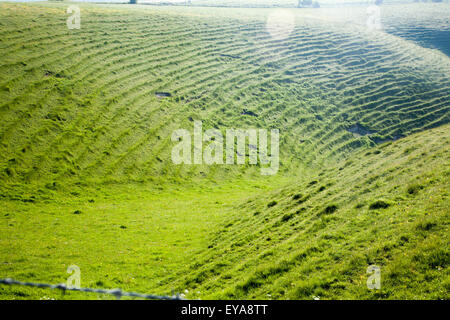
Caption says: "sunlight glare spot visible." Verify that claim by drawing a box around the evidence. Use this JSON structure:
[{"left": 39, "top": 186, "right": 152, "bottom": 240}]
[{"left": 266, "top": 9, "right": 295, "bottom": 41}]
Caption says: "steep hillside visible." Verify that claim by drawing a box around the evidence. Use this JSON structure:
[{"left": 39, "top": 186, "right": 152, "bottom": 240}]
[
  {"left": 173, "top": 124, "right": 449, "bottom": 299},
  {"left": 0, "top": 3, "right": 449, "bottom": 196},
  {"left": 0, "top": 3, "right": 448, "bottom": 300}
]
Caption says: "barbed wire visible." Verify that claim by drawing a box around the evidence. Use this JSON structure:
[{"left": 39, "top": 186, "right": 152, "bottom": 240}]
[{"left": 0, "top": 278, "right": 184, "bottom": 300}]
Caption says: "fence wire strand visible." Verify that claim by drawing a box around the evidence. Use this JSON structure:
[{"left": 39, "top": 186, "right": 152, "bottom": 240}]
[{"left": 0, "top": 278, "right": 183, "bottom": 300}]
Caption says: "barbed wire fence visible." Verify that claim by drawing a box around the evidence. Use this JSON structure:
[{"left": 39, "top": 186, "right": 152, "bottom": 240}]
[{"left": 0, "top": 278, "right": 184, "bottom": 300}]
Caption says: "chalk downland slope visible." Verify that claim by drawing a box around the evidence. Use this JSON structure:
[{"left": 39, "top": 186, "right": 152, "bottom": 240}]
[
  {"left": 0, "top": 3, "right": 449, "bottom": 195},
  {"left": 0, "top": 3, "right": 448, "bottom": 300},
  {"left": 175, "top": 124, "right": 449, "bottom": 299}
]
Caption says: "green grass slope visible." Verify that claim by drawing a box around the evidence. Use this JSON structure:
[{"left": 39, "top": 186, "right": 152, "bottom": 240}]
[
  {"left": 0, "top": 3, "right": 449, "bottom": 196},
  {"left": 0, "top": 3, "right": 448, "bottom": 300},
  {"left": 173, "top": 124, "right": 449, "bottom": 300},
  {"left": 1, "top": 124, "right": 447, "bottom": 300},
  {"left": 0, "top": 177, "right": 289, "bottom": 299}
]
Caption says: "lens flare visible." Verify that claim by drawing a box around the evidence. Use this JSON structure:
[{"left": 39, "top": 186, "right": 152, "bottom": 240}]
[{"left": 266, "top": 9, "right": 295, "bottom": 41}]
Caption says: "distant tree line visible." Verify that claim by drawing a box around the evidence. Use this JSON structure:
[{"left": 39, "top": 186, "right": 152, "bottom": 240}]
[
  {"left": 298, "top": 0, "right": 320, "bottom": 8},
  {"left": 126, "top": 0, "right": 445, "bottom": 5}
]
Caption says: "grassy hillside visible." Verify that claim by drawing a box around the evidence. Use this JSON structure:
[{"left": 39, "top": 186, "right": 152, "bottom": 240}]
[
  {"left": 1, "top": 3, "right": 449, "bottom": 192},
  {"left": 0, "top": 2, "right": 448, "bottom": 299},
  {"left": 1, "top": 119, "right": 447, "bottom": 300},
  {"left": 172, "top": 124, "right": 449, "bottom": 299}
]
